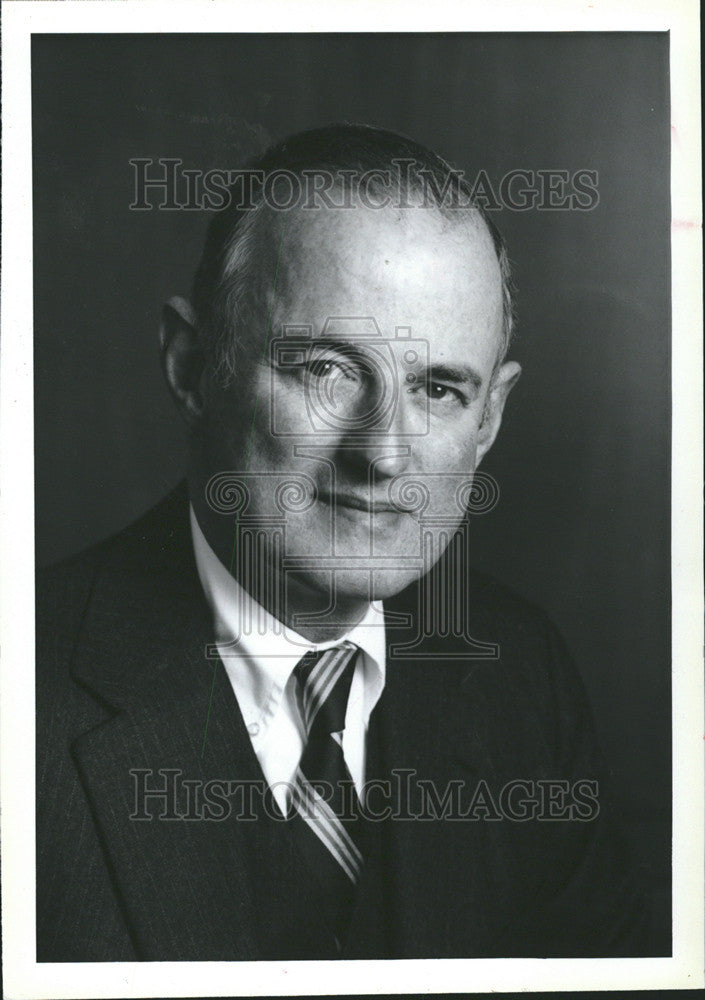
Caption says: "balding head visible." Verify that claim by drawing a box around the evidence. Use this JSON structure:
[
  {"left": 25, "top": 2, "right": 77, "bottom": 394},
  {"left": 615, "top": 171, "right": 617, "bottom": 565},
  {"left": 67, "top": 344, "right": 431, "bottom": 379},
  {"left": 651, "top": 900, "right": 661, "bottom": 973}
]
[{"left": 191, "top": 123, "right": 515, "bottom": 386}]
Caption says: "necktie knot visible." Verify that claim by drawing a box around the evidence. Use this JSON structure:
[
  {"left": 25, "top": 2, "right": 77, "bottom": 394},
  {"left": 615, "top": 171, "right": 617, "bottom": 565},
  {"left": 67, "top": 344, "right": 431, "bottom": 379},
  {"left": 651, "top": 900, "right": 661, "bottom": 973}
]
[{"left": 294, "top": 641, "right": 358, "bottom": 739}]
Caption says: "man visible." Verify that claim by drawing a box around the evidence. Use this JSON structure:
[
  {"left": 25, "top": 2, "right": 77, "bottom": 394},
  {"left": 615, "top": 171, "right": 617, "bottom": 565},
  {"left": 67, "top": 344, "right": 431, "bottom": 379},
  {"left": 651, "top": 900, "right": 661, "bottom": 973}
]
[{"left": 36, "top": 124, "right": 656, "bottom": 961}]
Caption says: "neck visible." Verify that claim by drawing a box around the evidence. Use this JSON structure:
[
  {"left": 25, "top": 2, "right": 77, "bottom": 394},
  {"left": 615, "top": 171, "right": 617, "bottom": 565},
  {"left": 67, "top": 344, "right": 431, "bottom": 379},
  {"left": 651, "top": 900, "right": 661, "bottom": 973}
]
[{"left": 279, "top": 574, "right": 371, "bottom": 643}]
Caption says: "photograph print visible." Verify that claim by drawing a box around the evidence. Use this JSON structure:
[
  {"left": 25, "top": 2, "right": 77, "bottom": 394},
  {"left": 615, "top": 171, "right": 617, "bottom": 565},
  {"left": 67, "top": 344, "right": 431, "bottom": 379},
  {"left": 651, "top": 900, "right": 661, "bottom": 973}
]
[{"left": 32, "top": 30, "right": 672, "bottom": 963}]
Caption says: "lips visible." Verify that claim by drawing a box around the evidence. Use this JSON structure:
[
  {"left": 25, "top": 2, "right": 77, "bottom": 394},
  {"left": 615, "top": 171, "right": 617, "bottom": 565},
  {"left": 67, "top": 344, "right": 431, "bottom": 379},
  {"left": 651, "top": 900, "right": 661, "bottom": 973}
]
[{"left": 317, "top": 490, "right": 400, "bottom": 514}]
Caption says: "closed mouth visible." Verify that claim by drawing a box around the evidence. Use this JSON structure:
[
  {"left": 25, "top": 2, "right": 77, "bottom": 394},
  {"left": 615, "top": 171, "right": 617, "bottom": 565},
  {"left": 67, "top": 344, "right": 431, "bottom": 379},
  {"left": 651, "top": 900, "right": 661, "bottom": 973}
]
[{"left": 318, "top": 490, "right": 400, "bottom": 514}]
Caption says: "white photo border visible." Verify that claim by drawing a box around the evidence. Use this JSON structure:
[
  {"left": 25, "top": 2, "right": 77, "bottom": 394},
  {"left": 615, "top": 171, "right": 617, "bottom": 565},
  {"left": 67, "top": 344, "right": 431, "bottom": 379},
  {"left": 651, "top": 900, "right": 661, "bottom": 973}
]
[{"left": 1, "top": 0, "right": 702, "bottom": 995}]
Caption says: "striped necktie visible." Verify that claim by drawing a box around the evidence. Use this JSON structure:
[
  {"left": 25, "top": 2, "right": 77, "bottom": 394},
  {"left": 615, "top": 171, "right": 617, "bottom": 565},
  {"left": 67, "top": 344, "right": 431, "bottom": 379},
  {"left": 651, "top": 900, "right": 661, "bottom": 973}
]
[{"left": 290, "top": 641, "right": 364, "bottom": 945}]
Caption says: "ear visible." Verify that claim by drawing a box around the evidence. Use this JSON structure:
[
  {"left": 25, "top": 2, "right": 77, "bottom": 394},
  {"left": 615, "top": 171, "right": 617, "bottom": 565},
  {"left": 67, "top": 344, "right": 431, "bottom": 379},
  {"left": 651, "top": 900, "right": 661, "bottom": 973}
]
[
  {"left": 159, "top": 296, "right": 207, "bottom": 427},
  {"left": 476, "top": 360, "right": 521, "bottom": 465}
]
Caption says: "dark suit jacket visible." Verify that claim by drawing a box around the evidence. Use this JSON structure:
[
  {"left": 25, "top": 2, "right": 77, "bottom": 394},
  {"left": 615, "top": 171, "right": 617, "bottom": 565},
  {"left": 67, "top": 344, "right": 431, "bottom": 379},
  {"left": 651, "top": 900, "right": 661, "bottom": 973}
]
[{"left": 36, "top": 484, "right": 663, "bottom": 961}]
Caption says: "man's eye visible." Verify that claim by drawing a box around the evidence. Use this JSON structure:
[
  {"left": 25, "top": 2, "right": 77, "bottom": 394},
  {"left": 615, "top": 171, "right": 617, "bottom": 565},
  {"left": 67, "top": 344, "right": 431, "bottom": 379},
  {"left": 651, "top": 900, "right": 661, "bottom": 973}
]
[
  {"left": 306, "top": 355, "right": 358, "bottom": 381},
  {"left": 307, "top": 358, "right": 337, "bottom": 378},
  {"left": 424, "top": 381, "right": 466, "bottom": 405}
]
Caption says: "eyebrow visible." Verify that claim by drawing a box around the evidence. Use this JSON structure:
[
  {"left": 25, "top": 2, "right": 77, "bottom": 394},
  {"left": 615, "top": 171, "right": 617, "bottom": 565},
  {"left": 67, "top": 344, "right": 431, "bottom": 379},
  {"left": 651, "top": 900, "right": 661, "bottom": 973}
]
[
  {"left": 304, "top": 338, "right": 364, "bottom": 360},
  {"left": 303, "top": 340, "right": 484, "bottom": 392},
  {"left": 424, "top": 364, "right": 483, "bottom": 393}
]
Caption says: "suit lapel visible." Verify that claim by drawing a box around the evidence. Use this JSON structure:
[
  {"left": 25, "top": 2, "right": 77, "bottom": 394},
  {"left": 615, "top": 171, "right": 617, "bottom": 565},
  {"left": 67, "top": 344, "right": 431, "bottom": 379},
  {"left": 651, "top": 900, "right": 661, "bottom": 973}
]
[
  {"left": 68, "top": 493, "right": 267, "bottom": 960},
  {"left": 349, "top": 586, "right": 509, "bottom": 958},
  {"left": 68, "top": 490, "right": 348, "bottom": 960}
]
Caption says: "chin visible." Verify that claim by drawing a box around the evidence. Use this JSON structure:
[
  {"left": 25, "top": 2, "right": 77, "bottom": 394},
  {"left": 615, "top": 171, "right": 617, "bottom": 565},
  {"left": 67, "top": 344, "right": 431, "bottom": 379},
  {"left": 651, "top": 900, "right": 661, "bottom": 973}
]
[
  {"left": 287, "top": 564, "right": 423, "bottom": 607},
  {"left": 333, "top": 566, "right": 425, "bottom": 603},
  {"left": 369, "top": 568, "right": 424, "bottom": 601}
]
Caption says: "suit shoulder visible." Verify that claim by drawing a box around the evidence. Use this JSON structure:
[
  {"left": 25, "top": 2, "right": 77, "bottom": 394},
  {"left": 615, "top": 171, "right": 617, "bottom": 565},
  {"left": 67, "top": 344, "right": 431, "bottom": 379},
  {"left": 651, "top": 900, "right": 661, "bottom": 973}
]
[
  {"left": 466, "top": 566, "right": 550, "bottom": 618},
  {"left": 464, "top": 567, "right": 564, "bottom": 649},
  {"left": 37, "top": 483, "right": 188, "bottom": 602},
  {"left": 36, "top": 483, "right": 188, "bottom": 672},
  {"left": 36, "top": 542, "right": 104, "bottom": 633}
]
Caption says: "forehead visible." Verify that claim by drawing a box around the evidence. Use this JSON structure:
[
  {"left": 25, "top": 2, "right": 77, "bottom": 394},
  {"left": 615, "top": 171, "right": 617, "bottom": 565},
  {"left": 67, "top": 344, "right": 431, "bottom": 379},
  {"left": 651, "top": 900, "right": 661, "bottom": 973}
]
[{"left": 252, "top": 200, "right": 504, "bottom": 367}]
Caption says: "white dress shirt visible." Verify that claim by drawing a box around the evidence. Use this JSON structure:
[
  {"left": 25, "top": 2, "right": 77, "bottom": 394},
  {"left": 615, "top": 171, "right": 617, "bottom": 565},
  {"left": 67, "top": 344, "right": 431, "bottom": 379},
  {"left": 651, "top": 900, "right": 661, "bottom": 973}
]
[{"left": 190, "top": 507, "right": 387, "bottom": 812}]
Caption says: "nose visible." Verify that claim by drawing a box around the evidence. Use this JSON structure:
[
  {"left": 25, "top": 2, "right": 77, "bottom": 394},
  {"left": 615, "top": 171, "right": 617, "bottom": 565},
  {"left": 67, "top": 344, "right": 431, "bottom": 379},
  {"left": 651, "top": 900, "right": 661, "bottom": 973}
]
[
  {"left": 367, "top": 441, "right": 411, "bottom": 479},
  {"left": 341, "top": 379, "right": 413, "bottom": 480}
]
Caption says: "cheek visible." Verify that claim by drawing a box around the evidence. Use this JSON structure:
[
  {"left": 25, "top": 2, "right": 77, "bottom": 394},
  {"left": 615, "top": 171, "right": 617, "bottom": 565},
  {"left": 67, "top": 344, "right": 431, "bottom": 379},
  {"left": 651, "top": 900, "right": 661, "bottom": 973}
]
[
  {"left": 205, "top": 378, "right": 290, "bottom": 470},
  {"left": 403, "top": 426, "right": 480, "bottom": 522},
  {"left": 269, "top": 375, "right": 322, "bottom": 435},
  {"left": 204, "top": 386, "right": 255, "bottom": 459},
  {"left": 419, "top": 420, "right": 479, "bottom": 472}
]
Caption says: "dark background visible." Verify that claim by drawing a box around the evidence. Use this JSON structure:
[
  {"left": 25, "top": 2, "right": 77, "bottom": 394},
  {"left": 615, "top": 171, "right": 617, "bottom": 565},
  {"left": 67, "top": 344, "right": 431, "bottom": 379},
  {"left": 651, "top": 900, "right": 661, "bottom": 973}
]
[{"left": 33, "top": 33, "right": 671, "bottom": 900}]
